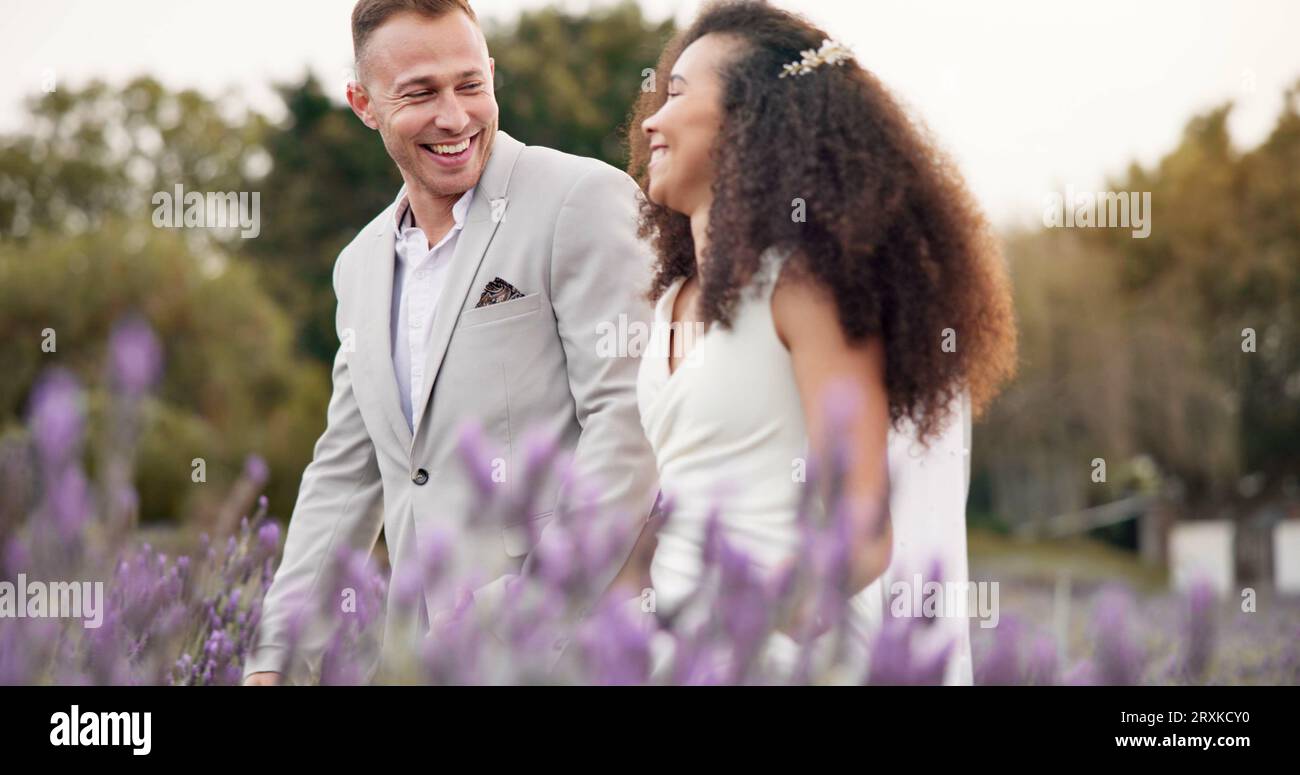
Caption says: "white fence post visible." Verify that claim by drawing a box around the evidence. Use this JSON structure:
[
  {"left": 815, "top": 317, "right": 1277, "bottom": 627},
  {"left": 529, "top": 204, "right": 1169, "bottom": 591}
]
[
  {"left": 1274, "top": 521, "right": 1300, "bottom": 595},
  {"left": 1169, "top": 521, "right": 1235, "bottom": 595}
]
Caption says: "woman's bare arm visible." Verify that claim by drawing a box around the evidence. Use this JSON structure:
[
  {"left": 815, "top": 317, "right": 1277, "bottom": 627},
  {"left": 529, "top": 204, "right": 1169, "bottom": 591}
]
[{"left": 772, "top": 269, "right": 893, "bottom": 597}]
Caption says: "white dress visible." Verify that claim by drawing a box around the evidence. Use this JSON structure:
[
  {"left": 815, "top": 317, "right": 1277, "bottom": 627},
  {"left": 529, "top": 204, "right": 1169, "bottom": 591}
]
[{"left": 635, "top": 246, "right": 974, "bottom": 685}]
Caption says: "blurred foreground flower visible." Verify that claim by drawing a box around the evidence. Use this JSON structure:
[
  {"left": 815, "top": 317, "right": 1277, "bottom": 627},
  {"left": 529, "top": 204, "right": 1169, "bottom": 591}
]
[{"left": 4, "top": 320, "right": 1292, "bottom": 686}]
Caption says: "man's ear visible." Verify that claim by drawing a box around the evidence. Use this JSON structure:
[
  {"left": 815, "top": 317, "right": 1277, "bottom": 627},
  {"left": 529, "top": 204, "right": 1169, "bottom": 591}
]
[
  {"left": 346, "top": 81, "right": 379, "bottom": 130},
  {"left": 488, "top": 57, "right": 496, "bottom": 89}
]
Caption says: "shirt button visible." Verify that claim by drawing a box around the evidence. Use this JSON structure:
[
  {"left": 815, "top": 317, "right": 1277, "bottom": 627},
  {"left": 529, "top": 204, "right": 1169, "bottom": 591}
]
[{"left": 412, "top": 468, "right": 429, "bottom": 486}]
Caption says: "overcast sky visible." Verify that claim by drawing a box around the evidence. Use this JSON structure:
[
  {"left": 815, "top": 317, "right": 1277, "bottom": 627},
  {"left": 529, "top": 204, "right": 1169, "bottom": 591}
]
[{"left": 3, "top": 0, "right": 1299, "bottom": 227}]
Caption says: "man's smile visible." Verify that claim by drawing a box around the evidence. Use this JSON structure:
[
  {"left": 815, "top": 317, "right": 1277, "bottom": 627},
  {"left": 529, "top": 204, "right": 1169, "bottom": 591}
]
[{"left": 419, "top": 130, "right": 479, "bottom": 167}]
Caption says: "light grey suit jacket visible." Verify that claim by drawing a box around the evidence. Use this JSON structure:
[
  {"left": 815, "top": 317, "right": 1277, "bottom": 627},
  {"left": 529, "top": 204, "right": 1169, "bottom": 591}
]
[{"left": 244, "top": 130, "right": 660, "bottom": 683}]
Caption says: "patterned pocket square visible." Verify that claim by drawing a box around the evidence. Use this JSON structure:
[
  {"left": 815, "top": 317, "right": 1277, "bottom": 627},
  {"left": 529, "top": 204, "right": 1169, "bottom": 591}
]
[{"left": 476, "top": 277, "right": 526, "bottom": 308}]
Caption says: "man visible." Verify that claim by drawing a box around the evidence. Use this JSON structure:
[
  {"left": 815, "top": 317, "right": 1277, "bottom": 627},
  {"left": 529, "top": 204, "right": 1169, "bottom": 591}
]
[{"left": 244, "top": 0, "right": 659, "bottom": 685}]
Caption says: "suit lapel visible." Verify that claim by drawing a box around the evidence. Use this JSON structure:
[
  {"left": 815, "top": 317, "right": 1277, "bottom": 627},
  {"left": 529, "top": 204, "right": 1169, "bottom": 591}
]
[
  {"left": 411, "top": 129, "right": 525, "bottom": 444},
  {"left": 356, "top": 194, "right": 415, "bottom": 453}
]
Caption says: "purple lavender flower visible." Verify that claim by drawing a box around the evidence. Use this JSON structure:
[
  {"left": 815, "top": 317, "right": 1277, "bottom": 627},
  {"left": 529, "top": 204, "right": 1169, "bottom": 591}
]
[
  {"left": 256, "top": 521, "right": 280, "bottom": 556},
  {"left": 533, "top": 522, "right": 577, "bottom": 588},
  {"left": 1062, "top": 659, "right": 1099, "bottom": 686},
  {"left": 1090, "top": 585, "right": 1146, "bottom": 685},
  {"left": 1025, "top": 634, "right": 1059, "bottom": 685},
  {"left": 243, "top": 455, "right": 269, "bottom": 485},
  {"left": 975, "top": 614, "right": 1025, "bottom": 685},
  {"left": 47, "top": 465, "right": 93, "bottom": 541},
  {"left": 1181, "top": 575, "right": 1216, "bottom": 681},
  {"left": 27, "top": 368, "right": 84, "bottom": 468},
  {"left": 107, "top": 315, "right": 163, "bottom": 396},
  {"left": 576, "top": 597, "right": 654, "bottom": 685},
  {"left": 865, "top": 614, "right": 953, "bottom": 685},
  {"left": 455, "top": 421, "right": 498, "bottom": 498}
]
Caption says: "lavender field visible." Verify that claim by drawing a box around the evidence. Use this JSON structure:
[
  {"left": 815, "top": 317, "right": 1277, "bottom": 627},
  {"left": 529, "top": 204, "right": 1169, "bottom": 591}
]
[
  {"left": 2, "top": 321, "right": 1297, "bottom": 686},
  {"left": 968, "top": 534, "right": 1300, "bottom": 686}
]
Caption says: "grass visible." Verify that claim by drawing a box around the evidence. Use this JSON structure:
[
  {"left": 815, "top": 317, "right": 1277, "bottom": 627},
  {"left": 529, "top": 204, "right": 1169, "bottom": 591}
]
[{"left": 968, "top": 527, "right": 1168, "bottom": 593}]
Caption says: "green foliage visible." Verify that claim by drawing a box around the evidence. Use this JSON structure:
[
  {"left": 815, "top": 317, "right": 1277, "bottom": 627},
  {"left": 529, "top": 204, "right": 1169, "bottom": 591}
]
[
  {"left": 242, "top": 77, "right": 403, "bottom": 363},
  {"left": 0, "top": 76, "right": 267, "bottom": 244},
  {"left": 487, "top": 0, "right": 675, "bottom": 168},
  {"left": 980, "top": 82, "right": 1300, "bottom": 522},
  {"left": 0, "top": 219, "right": 328, "bottom": 524}
]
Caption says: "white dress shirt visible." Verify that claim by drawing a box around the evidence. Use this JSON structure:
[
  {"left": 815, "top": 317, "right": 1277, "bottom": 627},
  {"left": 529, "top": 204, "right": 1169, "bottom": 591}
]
[{"left": 390, "top": 185, "right": 476, "bottom": 432}]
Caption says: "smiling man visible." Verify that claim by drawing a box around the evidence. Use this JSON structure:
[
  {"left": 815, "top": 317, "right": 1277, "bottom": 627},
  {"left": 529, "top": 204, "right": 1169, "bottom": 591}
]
[{"left": 243, "top": 0, "right": 659, "bottom": 685}]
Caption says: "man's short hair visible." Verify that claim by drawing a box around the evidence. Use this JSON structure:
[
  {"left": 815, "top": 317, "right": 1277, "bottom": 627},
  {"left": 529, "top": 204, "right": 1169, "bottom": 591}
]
[{"left": 352, "top": 0, "right": 479, "bottom": 75}]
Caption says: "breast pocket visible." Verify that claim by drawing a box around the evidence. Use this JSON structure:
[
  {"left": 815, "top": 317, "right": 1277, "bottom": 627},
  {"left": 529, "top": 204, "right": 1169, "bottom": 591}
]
[{"left": 457, "top": 291, "right": 542, "bottom": 329}]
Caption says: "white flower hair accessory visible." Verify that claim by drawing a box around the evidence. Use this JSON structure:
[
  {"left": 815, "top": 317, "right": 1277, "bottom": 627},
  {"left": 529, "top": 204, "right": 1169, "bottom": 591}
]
[{"left": 779, "top": 38, "right": 854, "bottom": 79}]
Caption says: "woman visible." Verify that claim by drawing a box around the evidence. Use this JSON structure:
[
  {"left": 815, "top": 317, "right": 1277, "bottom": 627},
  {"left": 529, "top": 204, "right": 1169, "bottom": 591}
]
[{"left": 616, "top": 0, "right": 1016, "bottom": 681}]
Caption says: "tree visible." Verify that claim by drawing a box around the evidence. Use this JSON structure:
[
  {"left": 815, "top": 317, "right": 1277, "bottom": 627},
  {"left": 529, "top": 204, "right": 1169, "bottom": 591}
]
[
  {"left": 977, "top": 80, "right": 1300, "bottom": 528},
  {"left": 0, "top": 217, "right": 329, "bottom": 524},
  {"left": 241, "top": 76, "right": 402, "bottom": 363},
  {"left": 0, "top": 79, "right": 326, "bottom": 523},
  {"left": 0, "top": 76, "right": 267, "bottom": 245},
  {"left": 487, "top": 0, "right": 675, "bottom": 169}
]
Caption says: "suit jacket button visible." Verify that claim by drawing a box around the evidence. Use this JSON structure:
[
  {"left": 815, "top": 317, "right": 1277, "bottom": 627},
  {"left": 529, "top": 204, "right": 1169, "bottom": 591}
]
[{"left": 412, "top": 468, "right": 429, "bottom": 486}]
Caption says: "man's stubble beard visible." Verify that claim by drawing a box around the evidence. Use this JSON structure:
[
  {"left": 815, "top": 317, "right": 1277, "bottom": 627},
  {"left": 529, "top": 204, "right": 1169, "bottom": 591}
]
[{"left": 387, "top": 119, "right": 498, "bottom": 199}]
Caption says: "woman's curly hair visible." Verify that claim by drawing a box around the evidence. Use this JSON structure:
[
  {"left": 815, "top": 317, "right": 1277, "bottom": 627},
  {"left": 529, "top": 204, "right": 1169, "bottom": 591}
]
[{"left": 626, "top": 0, "right": 1018, "bottom": 444}]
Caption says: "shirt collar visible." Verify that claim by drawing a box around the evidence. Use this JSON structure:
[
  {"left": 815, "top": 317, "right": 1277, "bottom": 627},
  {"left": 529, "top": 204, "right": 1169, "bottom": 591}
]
[{"left": 392, "top": 185, "right": 476, "bottom": 233}]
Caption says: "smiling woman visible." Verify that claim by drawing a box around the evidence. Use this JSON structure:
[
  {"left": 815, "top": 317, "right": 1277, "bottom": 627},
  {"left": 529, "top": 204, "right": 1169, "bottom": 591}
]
[
  {"left": 613, "top": 0, "right": 1018, "bottom": 682},
  {"left": 629, "top": 0, "right": 1017, "bottom": 446}
]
